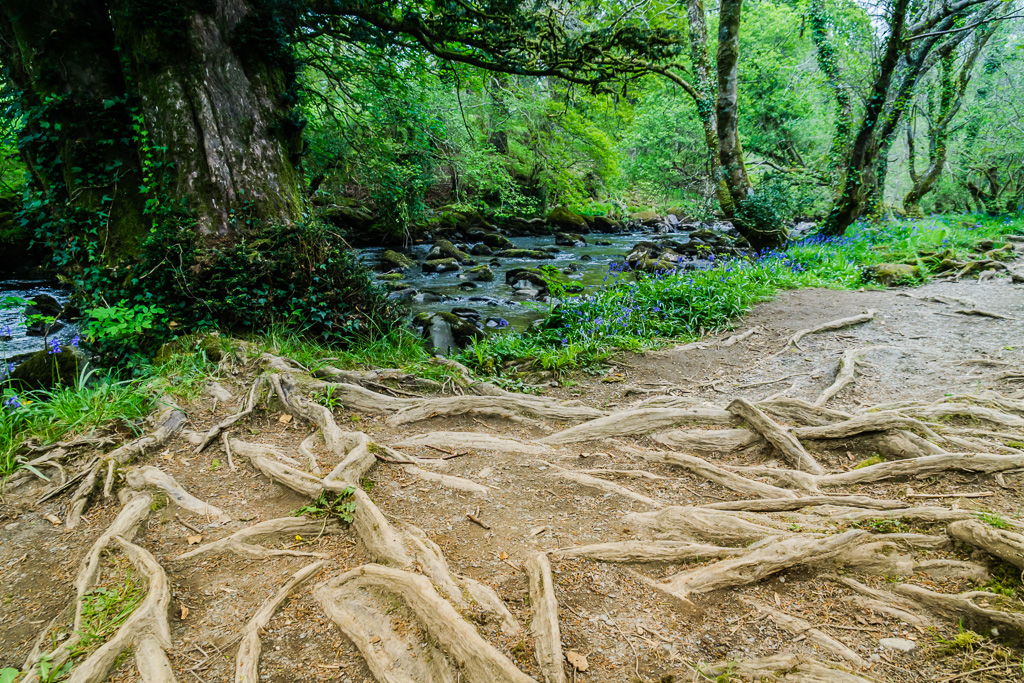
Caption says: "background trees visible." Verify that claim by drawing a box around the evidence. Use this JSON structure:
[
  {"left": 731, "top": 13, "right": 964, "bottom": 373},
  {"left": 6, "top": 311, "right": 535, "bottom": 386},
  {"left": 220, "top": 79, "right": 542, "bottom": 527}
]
[{"left": 0, "top": 0, "right": 1022, "bottom": 340}]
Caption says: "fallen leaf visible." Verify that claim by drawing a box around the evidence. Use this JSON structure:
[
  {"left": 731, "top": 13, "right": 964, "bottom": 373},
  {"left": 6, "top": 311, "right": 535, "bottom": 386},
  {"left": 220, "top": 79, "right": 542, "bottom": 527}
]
[
  {"left": 187, "top": 534, "right": 203, "bottom": 545},
  {"left": 499, "top": 551, "right": 508, "bottom": 560},
  {"left": 278, "top": 413, "right": 293, "bottom": 424},
  {"left": 370, "top": 636, "right": 381, "bottom": 644},
  {"left": 42, "top": 513, "right": 62, "bottom": 526},
  {"left": 774, "top": 592, "right": 781, "bottom": 606},
  {"left": 180, "top": 606, "right": 189, "bottom": 620},
  {"left": 566, "top": 651, "right": 588, "bottom": 671}
]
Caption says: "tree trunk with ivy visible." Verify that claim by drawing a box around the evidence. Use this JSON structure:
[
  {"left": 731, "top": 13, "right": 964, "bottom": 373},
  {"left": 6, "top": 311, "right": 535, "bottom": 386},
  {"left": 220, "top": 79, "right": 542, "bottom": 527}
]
[{"left": 0, "top": 0, "right": 305, "bottom": 267}]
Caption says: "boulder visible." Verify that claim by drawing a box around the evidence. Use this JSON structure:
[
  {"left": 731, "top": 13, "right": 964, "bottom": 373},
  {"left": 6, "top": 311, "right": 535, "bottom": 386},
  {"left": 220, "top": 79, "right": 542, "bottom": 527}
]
[
  {"left": 548, "top": 206, "right": 587, "bottom": 231},
  {"left": 555, "top": 232, "right": 587, "bottom": 247},
  {"left": 629, "top": 211, "right": 662, "bottom": 226},
  {"left": 505, "top": 267, "right": 550, "bottom": 293},
  {"left": 481, "top": 233, "right": 515, "bottom": 249},
  {"left": 458, "top": 282, "right": 477, "bottom": 290},
  {"left": 590, "top": 215, "right": 621, "bottom": 233},
  {"left": 470, "top": 243, "right": 493, "bottom": 256},
  {"left": 451, "top": 307, "right": 481, "bottom": 321},
  {"left": 412, "top": 312, "right": 484, "bottom": 355},
  {"left": 427, "top": 239, "right": 472, "bottom": 263},
  {"left": 9, "top": 347, "right": 80, "bottom": 390},
  {"left": 422, "top": 258, "right": 460, "bottom": 273},
  {"left": 494, "top": 249, "right": 556, "bottom": 260},
  {"left": 323, "top": 203, "right": 374, "bottom": 229},
  {"left": 377, "top": 272, "right": 405, "bottom": 282},
  {"left": 626, "top": 241, "right": 661, "bottom": 262},
  {"left": 631, "top": 257, "right": 681, "bottom": 275},
  {"left": 861, "top": 263, "right": 920, "bottom": 286},
  {"left": 595, "top": 239, "right": 613, "bottom": 246},
  {"left": 388, "top": 287, "right": 416, "bottom": 300},
  {"left": 25, "top": 294, "right": 63, "bottom": 319},
  {"left": 468, "top": 265, "right": 495, "bottom": 282}
]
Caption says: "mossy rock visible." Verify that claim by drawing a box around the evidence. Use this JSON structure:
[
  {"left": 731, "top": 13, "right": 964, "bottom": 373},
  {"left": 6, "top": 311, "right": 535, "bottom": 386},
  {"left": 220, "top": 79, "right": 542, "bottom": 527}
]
[
  {"left": 379, "top": 249, "right": 414, "bottom": 272},
  {"left": 547, "top": 206, "right": 586, "bottom": 230},
  {"left": 469, "top": 265, "right": 495, "bottom": 282},
  {"left": 427, "top": 239, "right": 472, "bottom": 263},
  {"left": 590, "top": 215, "right": 621, "bottom": 233},
  {"left": 494, "top": 249, "right": 556, "bottom": 260},
  {"left": 861, "top": 263, "right": 921, "bottom": 286},
  {"left": 8, "top": 348, "right": 81, "bottom": 390},
  {"left": 470, "top": 243, "right": 493, "bottom": 256},
  {"left": 423, "top": 258, "right": 461, "bottom": 273},
  {"left": 631, "top": 257, "right": 680, "bottom": 274},
  {"left": 412, "top": 311, "right": 483, "bottom": 355},
  {"left": 555, "top": 232, "right": 586, "bottom": 247},
  {"left": 505, "top": 267, "right": 556, "bottom": 293},
  {"left": 377, "top": 272, "right": 405, "bottom": 282},
  {"left": 481, "top": 233, "right": 514, "bottom": 249},
  {"left": 629, "top": 211, "right": 662, "bottom": 225}
]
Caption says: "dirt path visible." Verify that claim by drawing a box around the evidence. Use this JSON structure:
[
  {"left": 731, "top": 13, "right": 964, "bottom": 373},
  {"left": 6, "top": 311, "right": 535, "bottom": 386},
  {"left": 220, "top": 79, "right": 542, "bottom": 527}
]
[{"left": 2, "top": 274, "right": 1024, "bottom": 683}]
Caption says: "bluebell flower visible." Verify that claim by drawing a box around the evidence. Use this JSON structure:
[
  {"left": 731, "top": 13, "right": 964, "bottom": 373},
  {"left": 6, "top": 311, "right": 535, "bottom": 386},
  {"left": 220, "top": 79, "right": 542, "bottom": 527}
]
[
  {"left": 3, "top": 394, "right": 20, "bottom": 409},
  {"left": 70, "top": 334, "right": 80, "bottom": 348}
]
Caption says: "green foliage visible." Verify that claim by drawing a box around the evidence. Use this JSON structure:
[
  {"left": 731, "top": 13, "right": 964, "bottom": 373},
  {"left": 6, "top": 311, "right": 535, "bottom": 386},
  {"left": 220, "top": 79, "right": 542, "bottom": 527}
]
[
  {"left": 312, "top": 383, "right": 344, "bottom": 410},
  {"left": 852, "top": 518, "right": 909, "bottom": 533},
  {"left": 73, "top": 574, "right": 146, "bottom": 658},
  {"left": 976, "top": 512, "right": 1010, "bottom": 529},
  {"left": 293, "top": 488, "right": 357, "bottom": 523},
  {"left": 83, "top": 302, "right": 165, "bottom": 345},
  {"left": 456, "top": 213, "right": 1024, "bottom": 375},
  {"left": 1, "top": 366, "right": 151, "bottom": 478}
]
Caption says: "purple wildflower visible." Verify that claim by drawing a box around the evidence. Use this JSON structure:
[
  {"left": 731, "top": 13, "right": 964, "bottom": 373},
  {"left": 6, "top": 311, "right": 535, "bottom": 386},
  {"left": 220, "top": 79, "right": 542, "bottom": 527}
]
[{"left": 48, "top": 337, "right": 62, "bottom": 355}]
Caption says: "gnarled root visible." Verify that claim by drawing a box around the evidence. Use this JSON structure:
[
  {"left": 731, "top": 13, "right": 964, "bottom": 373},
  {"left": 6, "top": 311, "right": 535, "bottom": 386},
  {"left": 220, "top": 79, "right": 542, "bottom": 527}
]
[
  {"left": 703, "top": 495, "right": 907, "bottom": 512},
  {"left": 625, "top": 506, "right": 793, "bottom": 545},
  {"left": 388, "top": 393, "right": 605, "bottom": 427},
  {"left": 553, "top": 540, "right": 743, "bottom": 564},
  {"left": 195, "top": 377, "right": 265, "bottom": 453},
  {"left": 698, "top": 653, "right": 879, "bottom": 683},
  {"left": 788, "top": 310, "right": 877, "bottom": 349},
  {"left": 64, "top": 406, "right": 186, "bottom": 529},
  {"left": 831, "top": 576, "right": 940, "bottom": 629},
  {"left": 125, "top": 466, "right": 230, "bottom": 521},
  {"left": 315, "top": 564, "right": 534, "bottom": 683},
  {"left": 546, "top": 462, "right": 662, "bottom": 508},
  {"left": 524, "top": 553, "right": 566, "bottom": 683},
  {"left": 738, "top": 596, "right": 866, "bottom": 668},
  {"left": 641, "top": 531, "right": 872, "bottom": 606},
  {"left": 175, "top": 517, "right": 342, "bottom": 561},
  {"left": 540, "top": 406, "right": 735, "bottom": 445},
  {"left": 815, "top": 346, "right": 894, "bottom": 407},
  {"left": 396, "top": 431, "right": 553, "bottom": 455},
  {"left": 946, "top": 519, "right": 1024, "bottom": 570},
  {"left": 235, "top": 560, "right": 327, "bottom": 683},
  {"left": 894, "top": 584, "right": 1024, "bottom": 636},
  {"left": 652, "top": 427, "right": 768, "bottom": 457},
  {"left": 727, "top": 398, "right": 824, "bottom": 474},
  {"left": 636, "top": 449, "right": 799, "bottom": 499}
]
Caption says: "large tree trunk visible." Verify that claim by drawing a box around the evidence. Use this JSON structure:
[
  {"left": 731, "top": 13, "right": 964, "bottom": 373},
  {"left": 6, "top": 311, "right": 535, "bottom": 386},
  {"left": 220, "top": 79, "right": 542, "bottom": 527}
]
[{"left": 0, "top": 0, "right": 304, "bottom": 265}]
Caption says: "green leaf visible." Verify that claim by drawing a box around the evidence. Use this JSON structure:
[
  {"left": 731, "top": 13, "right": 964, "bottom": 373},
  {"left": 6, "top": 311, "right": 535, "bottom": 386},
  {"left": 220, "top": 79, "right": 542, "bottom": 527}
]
[{"left": 0, "top": 668, "right": 20, "bottom": 683}]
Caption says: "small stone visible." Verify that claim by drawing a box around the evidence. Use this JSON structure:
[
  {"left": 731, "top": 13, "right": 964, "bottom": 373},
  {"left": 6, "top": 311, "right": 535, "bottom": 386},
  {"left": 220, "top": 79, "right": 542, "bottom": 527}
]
[{"left": 879, "top": 637, "right": 918, "bottom": 653}]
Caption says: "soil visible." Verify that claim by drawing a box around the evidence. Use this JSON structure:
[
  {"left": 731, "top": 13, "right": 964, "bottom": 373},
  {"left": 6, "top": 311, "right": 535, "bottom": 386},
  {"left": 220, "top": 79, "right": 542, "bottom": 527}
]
[{"left": 2, "top": 272, "right": 1023, "bottom": 683}]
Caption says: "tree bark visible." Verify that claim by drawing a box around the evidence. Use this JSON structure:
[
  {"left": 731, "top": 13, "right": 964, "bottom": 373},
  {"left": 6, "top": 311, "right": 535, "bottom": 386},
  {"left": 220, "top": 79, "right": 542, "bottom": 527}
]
[
  {"left": 0, "top": 0, "right": 304, "bottom": 265},
  {"left": 715, "top": 0, "right": 753, "bottom": 214}
]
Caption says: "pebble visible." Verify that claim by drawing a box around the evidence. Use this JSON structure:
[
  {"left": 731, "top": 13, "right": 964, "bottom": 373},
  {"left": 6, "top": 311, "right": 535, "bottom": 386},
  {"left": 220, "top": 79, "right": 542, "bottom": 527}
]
[{"left": 879, "top": 637, "right": 918, "bottom": 653}]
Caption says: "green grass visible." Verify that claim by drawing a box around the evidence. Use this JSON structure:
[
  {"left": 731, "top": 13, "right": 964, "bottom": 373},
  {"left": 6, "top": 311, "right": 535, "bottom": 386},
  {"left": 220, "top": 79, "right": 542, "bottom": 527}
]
[
  {"left": 454, "top": 212, "right": 1024, "bottom": 376},
  {"left": 1, "top": 365, "right": 152, "bottom": 479}
]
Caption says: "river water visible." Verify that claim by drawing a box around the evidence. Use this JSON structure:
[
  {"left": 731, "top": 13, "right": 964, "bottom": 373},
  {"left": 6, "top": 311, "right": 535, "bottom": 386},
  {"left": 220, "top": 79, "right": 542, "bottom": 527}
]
[
  {"left": 360, "top": 230, "right": 711, "bottom": 330},
  {"left": 1, "top": 278, "right": 76, "bottom": 366}
]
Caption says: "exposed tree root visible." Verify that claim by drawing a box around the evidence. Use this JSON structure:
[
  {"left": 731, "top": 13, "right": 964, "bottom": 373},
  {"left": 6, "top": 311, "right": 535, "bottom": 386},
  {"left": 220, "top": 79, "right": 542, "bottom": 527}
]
[
  {"left": 540, "top": 406, "right": 737, "bottom": 445},
  {"left": 314, "top": 564, "right": 534, "bottom": 682},
  {"left": 946, "top": 519, "right": 1024, "bottom": 570},
  {"left": 60, "top": 405, "right": 186, "bottom": 529},
  {"left": 758, "top": 398, "right": 852, "bottom": 426},
  {"left": 553, "top": 540, "right": 744, "bottom": 564},
  {"left": 313, "top": 365, "right": 442, "bottom": 392},
  {"left": 702, "top": 495, "right": 907, "bottom": 512},
  {"left": 738, "top": 596, "right": 866, "bottom": 668},
  {"left": 900, "top": 403, "right": 1024, "bottom": 429},
  {"left": 815, "top": 346, "right": 894, "bottom": 407},
  {"left": 698, "top": 653, "right": 879, "bottom": 683},
  {"left": 640, "top": 530, "right": 872, "bottom": 605},
  {"left": 174, "top": 517, "right": 342, "bottom": 561},
  {"left": 524, "top": 553, "right": 566, "bottom": 683},
  {"left": 625, "top": 506, "right": 793, "bottom": 545},
  {"left": 546, "top": 461, "right": 662, "bottom": 507},
  {"left": 125, "top": 466, "right": 230, "bottom": 521},
  {"left": 727, "top": 398, "right": 825, "bottom": 474},
  {"left": 832, "top": 576, "right": 940, "bottom": 629},
  {"left": 788, "top": 310, "right": 877, "bottom": 349},
  {"left": 894, "top": 584, "right": 1024, "bottom": 636},
  {"left": 395, "top": 431, "right": 553, "bottom": 454},
  {"left": 816, "top": 452, "right": 1024, "bottom": 487},
  {"left": 791, "top": 411, "right": 942, "bottom": 441},
  {"left": 387, "top": 393, "right": 606, "bottom": 427},
  {"left": 195, "top": 377, "right": 265, "bottom": 453},
  {"left": 635, "top": 449, "right": 798, "bottom": 499},
  {"left": 235, "top": 560, "right": 327, "bottom": 683},
  {"left": 652, "top": 427, "right": 767, "bottom": 456}
]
